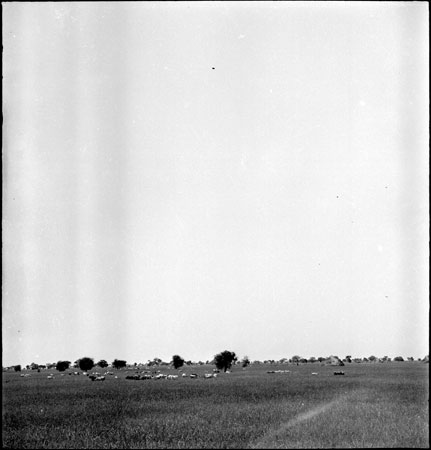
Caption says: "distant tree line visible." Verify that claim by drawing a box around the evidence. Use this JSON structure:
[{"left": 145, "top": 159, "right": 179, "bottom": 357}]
[{"left": 5, "top": 353, "right": 428, "bottom": 372}]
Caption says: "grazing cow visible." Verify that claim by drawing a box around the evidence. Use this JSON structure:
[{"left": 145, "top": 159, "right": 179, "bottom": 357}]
[
  {"left": 167, "top": 375, "right": 178, "bottom": 380},
  {"left": 311, "top": 372, "right": 318, "bottom": 375},
  {"left": 47, "top": 375, "right": 54, "bottom": 379},
  {"left": 182, "top": 373, "right": 187, "bottom": 378},
  {"left": 334, "top": 371, "right": 345, "bottom": 376},
  {"left": 213, "top": 369, "right": 220, "bottom": 373},
  {"left": 204, "top": 374, "right": 214, "bottom": 379},
  {"left": 126, "top": 375, "right": 140, "bottom": 380},
  {"left": 189, "top": 374, "right": 198, "bottom": 379},
  {"left": 89, "top": 375, "right": 105, "bottom": 381}
]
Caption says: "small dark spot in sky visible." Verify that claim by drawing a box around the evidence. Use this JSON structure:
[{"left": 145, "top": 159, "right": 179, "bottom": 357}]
[
  {"left": 212, "top": 67, "right": 215, "bottom": 70},
  {"left": 336, "top": 196, "right": 339, "bottom": 198},
  {"left": 385, "top": 186, "right": 388, "bottom": 189}
]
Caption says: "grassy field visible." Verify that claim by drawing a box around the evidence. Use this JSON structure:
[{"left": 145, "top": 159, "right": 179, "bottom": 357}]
[{"left": 2, "top": 362, "right": 429, "bottom": 448}]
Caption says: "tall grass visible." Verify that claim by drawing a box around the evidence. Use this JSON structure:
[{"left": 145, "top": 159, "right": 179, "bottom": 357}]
[{"left": 2, "top": 362, "right": 428, "bottom": 448}]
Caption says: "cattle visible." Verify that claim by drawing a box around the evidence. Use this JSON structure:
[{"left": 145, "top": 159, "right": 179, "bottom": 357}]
[
  {"left": 334, "top": 371, "right": 345, "bottom": 376},
  {"left": 311, "top": 372, "right": 318, "bottom": 375},
  {"left": 47, "top": 375, "right": 54, "bottom": 379},
  {"left": 189, "top": 374, "right": 198, "bottom": 379},
  {"left": 126, "top": 375, "right": 140, "bottom": 380},
  {"left": 167, "top": 375, "right": 178, "bottom": 380},
  {"left": 89, "top": 375, "right": 105, "bottom": 381},
  {"left": 204, "top": 374, "right": 214, "bottom": 379},
  {"left": 213, "top": 369, "right": 220, "bottom": 373},
  {"left": 182, "top": 373, "right": 187, "bottom": 377}
]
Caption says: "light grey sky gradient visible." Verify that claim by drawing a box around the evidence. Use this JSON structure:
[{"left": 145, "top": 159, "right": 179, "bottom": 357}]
[{"left": 2, "top": 2, "right": 429, "bottom": 367}]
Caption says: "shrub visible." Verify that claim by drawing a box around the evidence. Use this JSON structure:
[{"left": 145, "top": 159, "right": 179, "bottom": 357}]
[
  {"left": 78, "top": 357, "right": 95, "bottom": 371},
  {"left": 112, "top": 359, "right": 127, "bottom": 369},
  {"left": 56, "top": 361, "right": 70, "bottom": 372}
]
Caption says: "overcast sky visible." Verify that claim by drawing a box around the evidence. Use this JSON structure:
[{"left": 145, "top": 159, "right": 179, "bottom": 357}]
[{"left": 2, "top": 2, "right": 429, "bottom": 367}]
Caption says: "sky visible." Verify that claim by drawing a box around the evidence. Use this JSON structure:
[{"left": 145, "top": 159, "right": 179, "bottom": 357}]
[{"left": 2, "top": 2, "right": 429, "bottom": 367}]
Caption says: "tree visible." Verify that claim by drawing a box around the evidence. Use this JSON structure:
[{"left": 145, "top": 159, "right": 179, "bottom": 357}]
[
  {"left": 394, "top": 356, "right": 404, "bottom": 362},
  {"left": 214, "top": 350, "right": 237, "bottom": 372},
  {"left": 241, "top": 356, "right": 250, "bottom": 368},
  {"left": 292, "top": 355, "right": 301, "bottom": 365},
  {"left": 96, "top": 360, "right": 109, "bottom": 368},
  {"left": 344, "top": 355, "right": 352, "bottom": 363},
  {"left": 78, "top": 357, "right": 94, "bottom": 371},
  {"left": 14, "top": 365, "right": 21, "bottom": 372},
  {"left": 30, "top": 362, "right": 39, "bottom": 370},
  {"left": 172, "top": 355, "right": 185, "bottom": 369},
  {"left": 112, "top": 359, "right": 127, "bottom": 369},
  {"left": 368, "top": 355, "right": 377, "bottom": 362},
  {"left": 56, "top": 361, "right": 70, "bottom": 372}
]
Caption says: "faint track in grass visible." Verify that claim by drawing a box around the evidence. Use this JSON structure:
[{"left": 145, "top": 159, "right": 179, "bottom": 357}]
[{"left": 249, "top": 389, "right": 367, "bottom": 449}]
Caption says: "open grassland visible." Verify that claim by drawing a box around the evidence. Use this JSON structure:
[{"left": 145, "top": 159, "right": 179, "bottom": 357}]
[{"left": 2, "top": 362, "right": 429, "bottom": 448}]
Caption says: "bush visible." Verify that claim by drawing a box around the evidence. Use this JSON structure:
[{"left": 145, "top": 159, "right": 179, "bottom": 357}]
[
  {"left": 56, "top": 361, "right": 70, "bottom": 372},
  {"left": 78, "top": 357, "right": 95, "bottom": 371},
  {"left": 96, "top": 360, "right": 109, "bottom": 368},
  {"left": 112, "top": 359, "right": 127, "bottom": 369},
  {"left": 214, "top": 350, "right": 237, "bottom": 372},
  {"left": 172, "top": 355, "right": 185, "bottom": 369},
  {"left": 394, "top": 356, "right": 404, "bottom": 362}
]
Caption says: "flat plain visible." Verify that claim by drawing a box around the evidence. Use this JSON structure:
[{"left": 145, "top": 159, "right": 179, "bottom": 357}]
[{"left": 2, "top": 362, "right": 429, "bottom": 448}]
